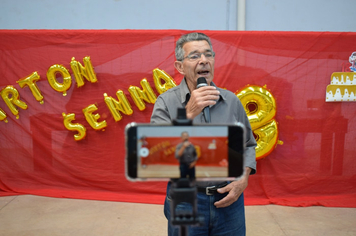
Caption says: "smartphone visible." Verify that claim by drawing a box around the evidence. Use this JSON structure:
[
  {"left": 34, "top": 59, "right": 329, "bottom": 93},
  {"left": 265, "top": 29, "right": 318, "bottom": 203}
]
[{"left": 125, "top": 122, "right": 245, "bottom": 181}]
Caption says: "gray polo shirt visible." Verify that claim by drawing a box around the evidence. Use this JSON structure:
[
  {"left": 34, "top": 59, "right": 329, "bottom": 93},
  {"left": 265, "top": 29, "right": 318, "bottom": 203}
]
[
  {"left": 175, "top": 142, "right": 197, "bottom": 165},
  {"left": 150, "top": 78, "right": 257, "bottom": 184}
]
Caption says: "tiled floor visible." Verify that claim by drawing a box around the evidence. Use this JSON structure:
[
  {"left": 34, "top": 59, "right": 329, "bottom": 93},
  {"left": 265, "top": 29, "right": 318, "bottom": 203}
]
[{"left": 0, "top": 195, "right": 355, "bottom": 236}]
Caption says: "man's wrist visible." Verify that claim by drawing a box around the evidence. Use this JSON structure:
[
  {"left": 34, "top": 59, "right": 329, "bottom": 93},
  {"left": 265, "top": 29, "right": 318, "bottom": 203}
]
[
  {"left": 244, "top": 167, "right": 252, "bottom": 176},
  {"left": 235, "top": 167, "right": 252, "bottom": 181},
  {"left": 185, "top": 111, "right": 193, "bottom": 120}
]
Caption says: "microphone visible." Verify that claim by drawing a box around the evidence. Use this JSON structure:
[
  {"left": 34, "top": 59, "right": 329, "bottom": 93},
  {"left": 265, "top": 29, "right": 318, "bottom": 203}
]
[{"left": 196, "top": 77, "right": 211, "bottom": 123}]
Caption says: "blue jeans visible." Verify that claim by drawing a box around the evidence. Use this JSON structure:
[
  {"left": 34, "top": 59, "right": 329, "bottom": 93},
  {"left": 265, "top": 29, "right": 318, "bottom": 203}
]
[
  {"left": 180, "top": 163, "right": 196, "bottom": 179},
  {"left": 164, "top": 182, "right": 246, "bottom": 236}
]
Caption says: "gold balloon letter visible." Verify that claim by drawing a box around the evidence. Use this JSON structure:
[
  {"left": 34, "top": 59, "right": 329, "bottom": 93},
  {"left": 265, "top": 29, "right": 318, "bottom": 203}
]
[
  {"left": 104, "top": 91, "right": 133, "bottom": 122},
  {"left": 128, "top": 78, "right": 157, "bottom": 111},
  {"left": 82, "top": 104, "right": 107, "bottom": 130},
  {"left": 0, "top": 107, "right": 8, "bottom": 123},
  {"left": 236, "top": 85, "right": 281, "bottom": 160},
  {"left": 152, "top": 68, "right": 177, "bottom": 94},
  {"left": 47, "top": 64, "right": 72, "bottom": 96},
  {"left": 70, "top": 56, "right": 98, "bottom": 88},
  {"left": 62, "top": 113, "right": 87, "bottom": 141},
  {"left": 17, "top": 71, "right": 44, "bottom": 104},
  {"left": 0, "top": 85, "right": 28, "bottom": 119}
]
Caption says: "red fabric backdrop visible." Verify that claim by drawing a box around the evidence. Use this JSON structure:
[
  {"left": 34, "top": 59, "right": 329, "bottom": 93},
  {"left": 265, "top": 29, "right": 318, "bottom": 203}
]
[{"left": 0, "top": 30, "right": 355, "bottom": 207}]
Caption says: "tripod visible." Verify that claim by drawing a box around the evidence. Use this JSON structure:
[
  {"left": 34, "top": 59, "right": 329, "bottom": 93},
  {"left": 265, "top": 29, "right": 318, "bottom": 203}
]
[
  {"left": 170, "top": 108, "right": 204, "bottom": 236},
  {"left": 170, "top": 178, "right": 204, "bottom": 236}
]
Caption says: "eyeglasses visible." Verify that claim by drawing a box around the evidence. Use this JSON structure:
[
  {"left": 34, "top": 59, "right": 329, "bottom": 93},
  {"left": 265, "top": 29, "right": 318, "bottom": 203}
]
[{"left": 182, "top": 51, "right": 215, "bottom": 61}]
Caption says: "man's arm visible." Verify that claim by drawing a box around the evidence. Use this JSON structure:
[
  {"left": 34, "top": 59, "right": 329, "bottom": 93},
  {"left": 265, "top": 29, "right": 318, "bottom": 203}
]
[
  {"left": 189, "top": 145, "right": 198, "bottom": 168},
  {"left": 175, "top": 142, "right": 188, "bottom": 159},
  {"left": 214, "top": 95, "right": 257, "bottom": 208},
  {"left": 237, "top": 98, "right": 257, "bottom": 174},
  {"left": 244, "top": 130, "right": 257, "bottom": 175}
]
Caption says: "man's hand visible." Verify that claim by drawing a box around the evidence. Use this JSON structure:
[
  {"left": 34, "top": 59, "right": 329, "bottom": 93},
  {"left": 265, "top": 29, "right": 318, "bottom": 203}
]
[
  {"left": 183, "top": 141, "right": 191, "bottom": 148},
  {"left": 185, "top": 86, "right": 220, "bottom": 120},
  {"left": 189, "top": 160, "right": 197, "bottom": 169},
  {"left": 214, "top": 167, "right": 252, "bottom": 208}
]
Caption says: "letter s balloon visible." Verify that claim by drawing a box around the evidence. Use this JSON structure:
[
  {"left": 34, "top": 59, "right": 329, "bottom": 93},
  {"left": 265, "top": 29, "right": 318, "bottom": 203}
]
[{"left": 62, "top": 113, "right": 86, "bottom": 141}]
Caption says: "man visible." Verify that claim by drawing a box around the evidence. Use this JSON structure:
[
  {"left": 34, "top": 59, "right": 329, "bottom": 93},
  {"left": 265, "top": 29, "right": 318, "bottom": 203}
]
[
  {"left": 151, "top": 32, "right": 257, "bottom": 236},
  {"left": 175, "top": 131, "right": 197, "bottom": 179}
]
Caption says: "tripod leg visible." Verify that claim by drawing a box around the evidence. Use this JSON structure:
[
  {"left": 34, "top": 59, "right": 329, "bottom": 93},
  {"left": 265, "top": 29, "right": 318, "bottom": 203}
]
[{"left": 179, "top": 225, "right": 188, "bottom": 236}]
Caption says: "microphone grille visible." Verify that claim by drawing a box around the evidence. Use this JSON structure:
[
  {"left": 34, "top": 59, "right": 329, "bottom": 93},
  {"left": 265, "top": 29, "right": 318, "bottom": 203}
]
[{"left": 197, "top": 77, "right": 208, "bottom": 88}]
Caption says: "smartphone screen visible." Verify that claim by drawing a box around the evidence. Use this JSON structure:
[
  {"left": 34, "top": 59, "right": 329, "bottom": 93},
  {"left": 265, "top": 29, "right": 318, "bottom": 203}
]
[{"left": 125, "top": 123, "right": 245, "bottom": 181}]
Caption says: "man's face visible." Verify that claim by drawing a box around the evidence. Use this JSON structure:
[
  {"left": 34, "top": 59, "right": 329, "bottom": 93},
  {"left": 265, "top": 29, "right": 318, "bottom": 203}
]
[
  {"left": 175, "top": 40, "right": 215, "bottom": 90},
  {"left": 181, "top": 132, "right": 189, "bottom": 142}
]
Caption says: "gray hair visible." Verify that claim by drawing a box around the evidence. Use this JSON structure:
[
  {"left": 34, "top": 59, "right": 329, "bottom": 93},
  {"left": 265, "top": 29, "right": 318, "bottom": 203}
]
[{"left": 175, "top": 32, "right": 213, "bottom": 61}]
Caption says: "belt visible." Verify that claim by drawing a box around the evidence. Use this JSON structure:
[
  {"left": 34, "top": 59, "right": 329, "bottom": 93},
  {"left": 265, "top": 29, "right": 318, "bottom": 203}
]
[{"left": 197, "top": 182, "right": 228, "bottom": 195}]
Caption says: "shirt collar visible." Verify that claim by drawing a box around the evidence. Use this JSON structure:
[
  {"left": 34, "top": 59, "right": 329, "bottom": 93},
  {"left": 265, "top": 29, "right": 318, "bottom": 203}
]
[{"left": 179, "top": 78, "right": 226, "bottom": 104}]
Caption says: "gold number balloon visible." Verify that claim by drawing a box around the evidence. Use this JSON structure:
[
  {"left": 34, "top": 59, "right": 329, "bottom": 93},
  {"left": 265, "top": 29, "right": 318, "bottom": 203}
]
[
  {"left": 253, "top": 120, "right": 279, "bottom": 158},
  {"left": 236, "top": 85, "right": 281, "bottom": 160}
]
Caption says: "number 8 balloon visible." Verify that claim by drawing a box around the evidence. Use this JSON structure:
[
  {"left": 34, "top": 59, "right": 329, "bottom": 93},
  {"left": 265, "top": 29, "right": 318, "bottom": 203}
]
[{"left": 236, "top": 85, "right": 282, "bottom": 160}]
